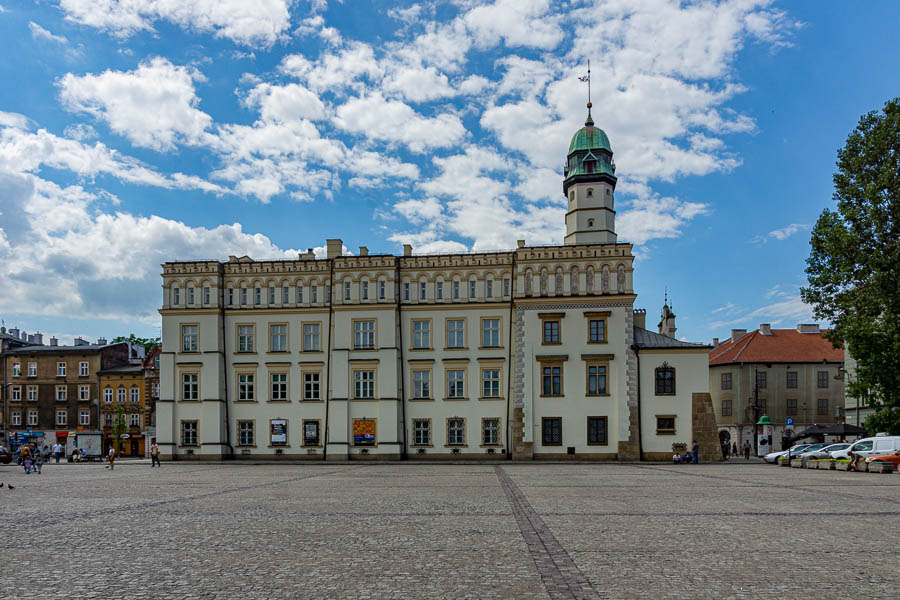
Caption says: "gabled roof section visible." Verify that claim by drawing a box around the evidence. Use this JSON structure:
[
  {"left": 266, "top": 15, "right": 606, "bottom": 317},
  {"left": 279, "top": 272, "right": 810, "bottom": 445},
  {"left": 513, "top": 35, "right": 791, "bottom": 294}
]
[
  {"left": 709, "top": 328, "right": 842, "bottom": 365},
  {"left": 633, "top": 326, "right": 710, "bottom": 350}
]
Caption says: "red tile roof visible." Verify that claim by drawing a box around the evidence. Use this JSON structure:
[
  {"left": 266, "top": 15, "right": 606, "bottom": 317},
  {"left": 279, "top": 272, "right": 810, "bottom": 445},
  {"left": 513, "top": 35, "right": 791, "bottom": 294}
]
[{"left": 709, "top": 328, "right": 843, "bottom": 365}]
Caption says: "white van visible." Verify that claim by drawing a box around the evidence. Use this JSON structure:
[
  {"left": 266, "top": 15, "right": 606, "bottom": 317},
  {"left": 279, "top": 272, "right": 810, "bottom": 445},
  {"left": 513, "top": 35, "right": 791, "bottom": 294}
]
[{"left": 830, "top": 435, "right": 900, "bottom": 460}]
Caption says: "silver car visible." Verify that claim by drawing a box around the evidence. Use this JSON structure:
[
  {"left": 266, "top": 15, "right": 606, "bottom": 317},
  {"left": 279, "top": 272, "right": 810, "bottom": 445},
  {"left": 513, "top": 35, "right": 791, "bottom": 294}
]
[
  {"left": 764, "top": 444, "right": 812, "bottom": 464},
  {"left": 798, "top": 443, "right": 850, "bottom": 460}
]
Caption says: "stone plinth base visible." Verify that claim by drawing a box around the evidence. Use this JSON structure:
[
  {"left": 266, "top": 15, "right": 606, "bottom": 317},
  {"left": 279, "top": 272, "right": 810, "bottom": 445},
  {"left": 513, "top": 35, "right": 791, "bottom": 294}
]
[{"left": 691, "top": 393, "right": 722, "bottom": 462}]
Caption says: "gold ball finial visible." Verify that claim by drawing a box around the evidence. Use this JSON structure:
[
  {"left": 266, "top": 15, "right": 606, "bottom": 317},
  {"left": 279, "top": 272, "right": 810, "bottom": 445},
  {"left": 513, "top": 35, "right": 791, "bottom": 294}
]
[{"left": 587, "top": 101, "right": 592, "bottom": 109}]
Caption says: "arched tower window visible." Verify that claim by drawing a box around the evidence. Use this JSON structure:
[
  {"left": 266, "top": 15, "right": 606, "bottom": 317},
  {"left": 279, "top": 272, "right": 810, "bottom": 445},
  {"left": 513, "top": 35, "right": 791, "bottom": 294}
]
[
  {"left": 587, "top": 188, "right": 593, "bottom": 197},
  {"left": 655, "top": 363, "right": 676, "bottom": 395},
  {"left": 569, "top": 191, "right": 575, "bottom": 203},
  {"left": 587, "top": 219, "right": 594, "bottom": 228}
]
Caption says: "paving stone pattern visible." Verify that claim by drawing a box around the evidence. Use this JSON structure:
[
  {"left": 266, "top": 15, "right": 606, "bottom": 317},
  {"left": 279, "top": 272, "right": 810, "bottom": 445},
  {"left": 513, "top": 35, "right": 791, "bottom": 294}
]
[{"left": 1, "top": 460, "right": 897, "bottom": 599}]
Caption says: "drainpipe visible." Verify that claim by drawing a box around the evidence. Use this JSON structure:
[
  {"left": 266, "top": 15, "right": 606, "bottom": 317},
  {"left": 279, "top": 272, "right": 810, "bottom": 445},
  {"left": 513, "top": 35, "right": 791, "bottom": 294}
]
[
  {"left": 631, "top": 344, "right": 643, "bottom": 460},
  {"left": 396, "top": 258, "right": 407, "bottom": 459},
  {"left": 219, "top": 265, "right": 233, "bottom": 459},
  {"left": 323, "top": 258, "right": 334, "bottom": 460},
  {"left": 504, "top": 251, "right": 516, "bottom": 459}
]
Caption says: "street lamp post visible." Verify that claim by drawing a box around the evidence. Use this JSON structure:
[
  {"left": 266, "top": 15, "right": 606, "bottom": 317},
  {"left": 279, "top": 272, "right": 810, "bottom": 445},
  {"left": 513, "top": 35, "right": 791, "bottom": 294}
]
[{"left": 836, "top": 365, "right": 861, "bottom": 435}]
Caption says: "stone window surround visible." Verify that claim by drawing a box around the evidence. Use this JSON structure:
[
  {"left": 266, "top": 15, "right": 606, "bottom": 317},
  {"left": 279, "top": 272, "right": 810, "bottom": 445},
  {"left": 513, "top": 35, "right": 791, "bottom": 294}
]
[{"left": 445, "top": 417, "right": 467, "bottom": 447}]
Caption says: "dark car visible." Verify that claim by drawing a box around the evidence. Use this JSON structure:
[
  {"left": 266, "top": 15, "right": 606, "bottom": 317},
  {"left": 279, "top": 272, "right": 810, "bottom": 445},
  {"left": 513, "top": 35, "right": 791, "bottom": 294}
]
[{"left": 0, "top": 446, "right": 12, "bottom": 464}]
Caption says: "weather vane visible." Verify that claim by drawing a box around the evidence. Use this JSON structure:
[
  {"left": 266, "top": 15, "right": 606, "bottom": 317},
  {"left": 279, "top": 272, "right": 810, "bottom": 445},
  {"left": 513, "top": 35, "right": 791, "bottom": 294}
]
[{"left": 578, "top": 60, "right": 591, "bottom": 106}]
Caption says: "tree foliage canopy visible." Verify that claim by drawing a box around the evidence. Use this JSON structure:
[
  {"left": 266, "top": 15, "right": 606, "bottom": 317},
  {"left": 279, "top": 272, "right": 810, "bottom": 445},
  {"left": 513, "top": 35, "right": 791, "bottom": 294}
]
[
  {"left": 802, "top": 98, "right": 900, "bottom": 433},
  {"left": 112, "top": 333, "right": 160, "bottom": 353}
]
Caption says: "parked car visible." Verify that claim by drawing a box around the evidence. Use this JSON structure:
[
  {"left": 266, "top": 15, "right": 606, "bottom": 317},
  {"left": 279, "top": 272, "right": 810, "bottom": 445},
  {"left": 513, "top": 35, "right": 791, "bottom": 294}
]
[
  {"left": 831, "top": 436, "right": 900, "bottom": 460},
  {"left": 764, "top": 444, "right": 812, "bottom": 464},
  {"left": 865, "top": 450, "right": 900, "bottom": 467},
  {"left": 798, "top": 443, "right": 850, "bottom": 460},
  {"left": 0, "top": 446, "right": 11, "bottom": 464}
]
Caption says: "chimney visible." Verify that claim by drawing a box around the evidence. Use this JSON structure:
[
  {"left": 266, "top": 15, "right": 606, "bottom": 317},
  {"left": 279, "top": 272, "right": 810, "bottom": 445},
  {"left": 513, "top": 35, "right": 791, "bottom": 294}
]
[
  {"left": 9, "top": 327, "right": 19, "bottom": 339},
  {"left": 403, "top": 244, "right": 413, "bottom": 257},
  {"left": 326, "top": 238, "right": 342, "bottom": 259},
  {"left": 759, "top": 323, "right": 772, "bottom": 335},
  {"left": 0, "top": 325, "right": 5, "bottom": 334},
  {"left": 50, "top": 337, "right": 58, "bottom": 346},
  {"left": 712, "top": 337, "right": 719, "bottom": 346},
  {"left": 97, "top": 337, "right": 107, "bottom": 346},
  {"left": 797, "top": 323, "right": 820, "bottom": 334},
  {"left": 517, "top": 239, "right": 526, "bottom": 248},
  {"left": 27, "top": 334, "right": 35, "bottom": 343},
  {"left": 359, "top": 246, "right": 368, "bottom": 256},
  {"left": 33, "top": 332, "right": 43, "bottom": 345},
  {"left": 633, "top": 308, "right": 646, "bottom": 330},
  {"left": 731, "top": 328, "right": 747, "bottom": 343},
  {"left": 74, "top": 336, "right": 88, "bottom": 347},
  {"left": 20, "top": 330, "right": 27, "bottom": 340}
]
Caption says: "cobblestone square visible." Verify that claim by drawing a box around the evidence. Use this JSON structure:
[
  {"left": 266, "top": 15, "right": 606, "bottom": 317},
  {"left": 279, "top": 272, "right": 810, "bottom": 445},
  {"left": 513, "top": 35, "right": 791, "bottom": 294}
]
[{"left": 1, "top": 461, "right": 897, "bottom": 599}]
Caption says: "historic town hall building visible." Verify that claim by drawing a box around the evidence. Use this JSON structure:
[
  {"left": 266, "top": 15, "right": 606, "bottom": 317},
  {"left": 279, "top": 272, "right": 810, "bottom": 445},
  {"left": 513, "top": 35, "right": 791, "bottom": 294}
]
[{"left": 158, "top": 106, "right": 715, "bottom": 461}]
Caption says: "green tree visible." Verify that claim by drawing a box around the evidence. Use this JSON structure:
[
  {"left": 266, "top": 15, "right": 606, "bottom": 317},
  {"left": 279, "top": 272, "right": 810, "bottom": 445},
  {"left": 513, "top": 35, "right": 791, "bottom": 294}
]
[
  {"left": 110, "top": 404, "right": 128, "bottom": 453},
  {"left": 801, "top": 98, "right": 900, "bottom": 434},
  {"left": 112, "top": 333, "right": 160, "bottom": 353}
]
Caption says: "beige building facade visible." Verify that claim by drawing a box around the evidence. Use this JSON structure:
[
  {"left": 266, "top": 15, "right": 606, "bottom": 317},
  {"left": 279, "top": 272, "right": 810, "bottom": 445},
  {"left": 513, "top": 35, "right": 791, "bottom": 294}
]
[{"left": 158, "top": 107, "right": 713, "bottom": 461}]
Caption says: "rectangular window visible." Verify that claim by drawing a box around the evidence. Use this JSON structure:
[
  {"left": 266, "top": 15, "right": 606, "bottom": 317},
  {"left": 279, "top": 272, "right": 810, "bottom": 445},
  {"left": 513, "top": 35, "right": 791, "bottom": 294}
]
[
  {"left": 756, "top": 371, "right": 767, "bottom": 390},
  {"left": 469, "top": 280, "right": 476, "bottom": 299},
  {"left": 758, "top": 397, "right": 767, "bottom": 413},
  {"left": 436, "top": 281, "right": 443, "bottom": 300},
  {"left": 104, "top": 388, "right": 113, "bottom": 403},
  {"left": 303, "top": 420, "right": 320, "bottom": 446},
  {"left": 104, "top": 413, "right": 112, "bottom": 427},
  {"left": 153, "top": 382, "right": 159, "bottom": 397},
  {"left": 503, "top": 278, "right": 510, "bottom": 297},
  {"left": 786, "top": 398, "right": 797, "bottom": 416},
  {"left": 268, "top": 286, "right": 276, "bottom": 305},
  {"left": 482, "top": 418, "right": 500, "bottom": 446},
  {"left": 817, "top": 371, "right": 829, "bottom": 388},
  {"left": 237, "top": 373, "right": 255, "bottom": 402},
  {"left": 130, "top": 413, "right": 140, "bottom": 427},
  {"left": 56, "top": 410, "right": 67, "bottom": 426},
  {"left": 241, "top": 288, "right": 248, "bottom": 305},
  {"left": 238, "top": 421, "right": 254, "bottom": 446},
  {"left": 28, "top": 410, "right": 38, "bottom": 426},
  {"left": 270, "top": 373, "right": 288, "bottom": 402},
  {"left": 447, "top": 370, "right": 465, "bottom": 398},
  {"left": 786, "top": 371, "right": 798, "bottom": 388},
  {"left": 413, "top": 419, "right": 430, "bottom": 446},
  {"left": 117, "top": 388, "right": 126, "bottom": 403},
  {"left": 481, "top": 369, "right": 501, "bottom": 398},
  {"left": 188, "top": 287, "right": 195, "bottom": 305},
  {"left": 303, "top": 323, "right": 321, "bottom": 351},
  {"left": 28, "top": 362, "right": 36, "bottom": 377},
  {"left": 354, "top": 370, "right": 375, "bottom": 399},
  {"left": 56, "top": 385, "right": 67, "bottom": 401},
  {"left": 817, "top": 397, "right": 829, "bottom": 416},
  {"left": 447, "top": 418, "right": 465, "bottom": 446},
  {"left": 227, "top": 288, "right": 234, "bottom": 306},
  {"left": 182, "top": 324, "right": 198, "bottom": 352},
  {"left": 362, "top": 281, "right": 369, "bottom": 300},
  {"left": 542, "top": 365, "right": 562, "bottom": 396},
  {"left": 656, "top": 366, "right": 675, "bottom": 395},
  {"left": 447, "top": 319, "right": 465, "bottom": 348},
  {"left": 182, "top": 373, "right": 199, "bottom": 401},
  {"left": 542, "top": 417, "right": 562, "bottom": 445},
  {"left": 587, "top": 364, "right": 607, "bottom": 395},
  {"left": 282, "top": 286, "right": 289, "bottom": 304},
  {"left": 205, "top": 286, "right": 211, "bottom": 305},
  {"left": 79, "top": 410, "right": 90, "bottom": 426},
  {"left": 403, "top": 282, "right": 410, "bottom": 301},
  {"left": 344, "top": 281, "right": 351, "bottom": 301},
  {"left": 486, "top": 280, "right": 493, "bottom": 298},
  {"left": 255, "top": 287, "right": 261, "bottom": 305},
  {"left": 721, "top": 372, "right": 732, "bottom": 390},
  {"left": 412, "top": 320, "right": 430, "bottom": 349},
  {"left": 12, "top": 411, "right": 21, "bottom": 426},
  {"left": 589, "top": 319, "right": 606, "bottom": 343},
  {"left": 296, "top": 284, "right": 303, "bottom": 304},
  {"left": 587, "top": 416, "right": 608, "bottom": 445},
  {"left": 722, "top": 398, "right": 733, "bottom": 416},
  {"left": 173, "top": 287, "right": 180, "bottom": 305},
  {"left": 542, "top": 320, "right": 560, "bottom": 344},
  {"left": 420, "top": 281, "right": 426, "bottom": 301},
  {"left": 27, "top": 386, "right": 37, "bottom": 402},
  {"left": 12, "top": 363, "right": 21, "bottom": 377},
  {"left": 413, "top": 370, "right": 431, "bottom": 399},
  {"left": 57, "top": 362, "right": 67, "bottom": 376},
  {"left": 311, "top": 285, "right": 317, "bottom": 303},
  {"left": 79, "top": 361, "right": 89, "bottom": 376},
  {"left": 11, "top": 386, "right": 21, "bottom": 401},
  {"left": 237, "top": 325, "right": 254, "bottom": 352},
  {"left": 303, "top": 372, "right": 320, "bottom": 401},
  {"left": 379, "top": 280, "right": 385, "bottom": 300},
  {"left": 182, "top": 421, "right": 198, "bottom": 446},
  {"left": 269, "top": 324, "right": 287, "bottom": 352},
  {"left": 656, "top": 415, "right": 676, "bottom": 435},
  {"left": 453, "top": 281, "right": 459, "bottom": 299},
  {"left": 481, "top": 318, "right": 500, "bottom": 347},
  {"left": 354, "top": 320, "right": 375, "bottom": 349},
  {"left": 130, "top": 388, "right": 139, "bottom": 403}
]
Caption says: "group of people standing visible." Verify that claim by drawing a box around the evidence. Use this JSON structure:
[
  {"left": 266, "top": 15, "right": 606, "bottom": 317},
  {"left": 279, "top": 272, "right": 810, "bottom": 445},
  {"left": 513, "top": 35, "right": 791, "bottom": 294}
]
[
  {"left": 16, "top": 442, "right": 66, "bottom": 474},
  {"left": 722, "top": 439, "right": 753, "bottom": 460}
]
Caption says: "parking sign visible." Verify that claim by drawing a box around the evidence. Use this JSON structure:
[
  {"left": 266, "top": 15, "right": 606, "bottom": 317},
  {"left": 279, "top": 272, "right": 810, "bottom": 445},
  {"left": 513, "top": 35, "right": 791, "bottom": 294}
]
[{"left": 786, "top": 417, "right": 794, "bottom": 427}]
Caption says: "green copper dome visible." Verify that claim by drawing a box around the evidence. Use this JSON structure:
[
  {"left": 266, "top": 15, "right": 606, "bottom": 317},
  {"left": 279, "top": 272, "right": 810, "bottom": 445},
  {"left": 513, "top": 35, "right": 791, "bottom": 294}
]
[{"left": 568, "top": 108, "right": 612, "bottom": 155}]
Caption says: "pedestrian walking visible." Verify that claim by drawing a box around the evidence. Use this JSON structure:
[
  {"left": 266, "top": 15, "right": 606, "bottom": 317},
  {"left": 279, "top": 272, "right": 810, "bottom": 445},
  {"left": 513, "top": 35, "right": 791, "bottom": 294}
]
[
  {"left": 107, "top": 446, "right": 116, "bottom": 470},
  {"left": 692, "top": 440, "right": 699, "bottom": 464},
  {"left": 743, "top": 439, "right": 751, "bottom": 460},
  {"left": 150, "top": 443, "right": 160, "bottom": 467},
  {"left": 53, "top": 442, "right": 62, "bottom": 463},
  {"left": 35, "top": 453, "right": 43, "bottom": 474},
  {"left": 732, "top": 442, "right": 738, "bottom": 457},
  {"left": 19, "top": 445, "right": 31, "bottom": 472}
]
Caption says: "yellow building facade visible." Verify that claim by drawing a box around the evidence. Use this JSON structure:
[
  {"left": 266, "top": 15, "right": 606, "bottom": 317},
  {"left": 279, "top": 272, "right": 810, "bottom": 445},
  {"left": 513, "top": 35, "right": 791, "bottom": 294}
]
[{"left": 98, "top": 364, "right": 149, "bottom": 456}]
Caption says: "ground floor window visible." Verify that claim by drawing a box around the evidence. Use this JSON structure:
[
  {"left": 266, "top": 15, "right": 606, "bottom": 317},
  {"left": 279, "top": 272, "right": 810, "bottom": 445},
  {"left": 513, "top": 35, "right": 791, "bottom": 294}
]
[
  {"left": 447, "top": 418, "right": 465, "bottom": 446},
  {"left": 181, "top": 421, "right": 198, "bottom": 446},
  {"left": 238, "top": 421, "right": 254, "bottom": 446},
  {"left": 303, "top": 420, "right": 320, "bottom": 446},
  {"left": 587, "top": 417, "right": 608, "bottom": 445},
  {"left": 542, "top": 417, "right": 561, "bottom": 445},
  {"left": 817, "top": 397, "right": 829, "bottom": 416},
  {"left": 656, "top": 415, "right": 676, "bottom": 435},
  {"left": 413, "top": 419, "right": 431, "bottom": 446},
  {"left": 482, "top": 418, "right": 500, "bottom": 446}
]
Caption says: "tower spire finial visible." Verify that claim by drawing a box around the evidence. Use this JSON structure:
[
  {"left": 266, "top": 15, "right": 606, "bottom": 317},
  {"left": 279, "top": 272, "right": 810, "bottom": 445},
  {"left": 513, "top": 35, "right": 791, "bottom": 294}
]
[{"left": 578, "top": 61, "right": 593, "bottom": 126}]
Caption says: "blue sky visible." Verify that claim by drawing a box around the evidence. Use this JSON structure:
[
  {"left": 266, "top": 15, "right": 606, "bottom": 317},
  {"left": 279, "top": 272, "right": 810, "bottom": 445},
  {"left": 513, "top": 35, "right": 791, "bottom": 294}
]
[{"left": 0, "top": 0, "right": 898, "bottom": 346}]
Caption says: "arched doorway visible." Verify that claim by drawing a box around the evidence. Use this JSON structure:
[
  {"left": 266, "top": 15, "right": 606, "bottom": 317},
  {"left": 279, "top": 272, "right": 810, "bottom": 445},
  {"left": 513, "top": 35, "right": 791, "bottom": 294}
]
[{"left": 719, "top": 430, "right": 731, "bottom": 457}]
